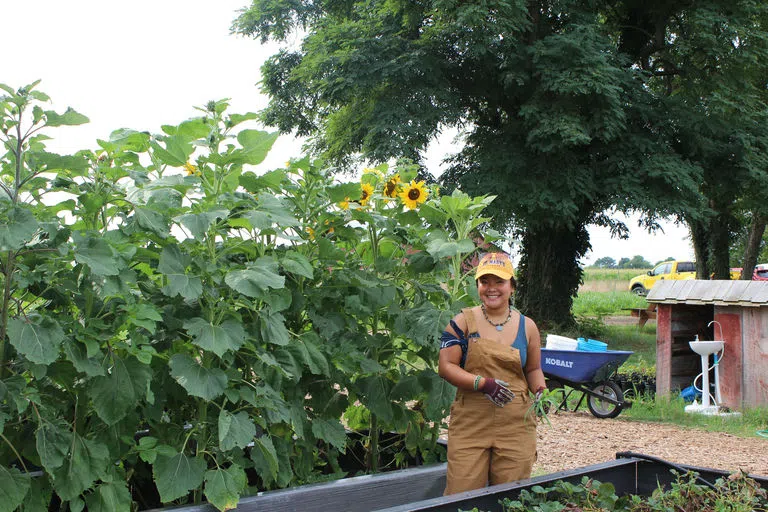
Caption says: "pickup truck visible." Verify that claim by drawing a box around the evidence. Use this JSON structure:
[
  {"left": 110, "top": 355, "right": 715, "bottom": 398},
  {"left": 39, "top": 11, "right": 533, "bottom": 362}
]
[
  {"left": 628, "top": 260, "right": 696, "bottom": 295},
  {"left": 629, "top": 261, "right": 746, "bottom": 295}
]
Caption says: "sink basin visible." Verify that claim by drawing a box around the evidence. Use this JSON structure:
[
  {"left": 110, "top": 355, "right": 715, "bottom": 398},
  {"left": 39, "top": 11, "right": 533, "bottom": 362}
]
[{"left": 689, "top": 340, "right": 724, "bottom": 355}]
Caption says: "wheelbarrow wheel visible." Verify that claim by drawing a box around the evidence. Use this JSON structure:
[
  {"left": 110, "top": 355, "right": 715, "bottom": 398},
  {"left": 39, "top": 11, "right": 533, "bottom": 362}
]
[{"left": 587, "top": 381, "right": 624, "bottom": 419}]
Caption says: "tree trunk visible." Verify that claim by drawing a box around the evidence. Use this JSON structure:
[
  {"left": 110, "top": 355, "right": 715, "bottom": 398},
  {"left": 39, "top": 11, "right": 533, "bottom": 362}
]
[
  {"left": 515, "top": 224, "right": 589, "bottom": 329},
  {"left": 709, "top": 212, "right": 732, "bottom": 279},
  {"left": 741, "top": 211, "right": 767, "bottom": 279},
  {"left": 688, "top": 217, "right": 710, "bottom": 279}
]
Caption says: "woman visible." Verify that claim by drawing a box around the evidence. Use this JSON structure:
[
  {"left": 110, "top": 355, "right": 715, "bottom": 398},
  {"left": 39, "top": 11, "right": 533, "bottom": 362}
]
[{"left": 438, "top": 252, "right": 546, "bottom": 495}]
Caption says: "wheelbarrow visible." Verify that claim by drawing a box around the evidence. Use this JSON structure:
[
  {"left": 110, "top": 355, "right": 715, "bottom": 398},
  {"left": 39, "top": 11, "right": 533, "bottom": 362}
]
[{"left": 541, "top": 348, "right": 634, "bottom": 419}]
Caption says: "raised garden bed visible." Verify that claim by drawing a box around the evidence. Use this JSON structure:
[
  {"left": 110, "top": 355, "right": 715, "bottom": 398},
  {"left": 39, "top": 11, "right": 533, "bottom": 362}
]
[
  {"left": 148, "top": 434, "right": 447, "bottom": 511},
  {"left": 149, "top": 462, "right": 447, "bottom": 512},
  {"left": 380, "top": 452, "right": 768, "bottom": 512},
  {"left": 151, "top": 452, "right": 768, "bottom": 511}
]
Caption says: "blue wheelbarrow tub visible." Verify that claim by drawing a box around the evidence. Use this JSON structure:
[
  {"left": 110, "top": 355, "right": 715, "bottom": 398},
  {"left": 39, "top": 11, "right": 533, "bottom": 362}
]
[{"left": 541, "top": 349, "right": 633, "bottom": 384}]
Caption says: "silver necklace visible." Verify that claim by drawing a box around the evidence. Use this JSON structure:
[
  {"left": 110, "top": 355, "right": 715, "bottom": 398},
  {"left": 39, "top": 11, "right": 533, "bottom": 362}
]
[{"left": 481, "top": 305, "right": 512, "bottom": 331}]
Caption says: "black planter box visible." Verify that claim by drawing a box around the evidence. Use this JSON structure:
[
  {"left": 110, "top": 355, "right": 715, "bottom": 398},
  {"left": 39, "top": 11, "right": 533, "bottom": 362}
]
[
  {"left": 151, "top": 452, "right": 768, "bottom": 511},
  {"left": 149, "top": 462, "right": 447, "bottom": 512},
  {"left": 379, "top": 452, "right": 768, "bottom": 512}
]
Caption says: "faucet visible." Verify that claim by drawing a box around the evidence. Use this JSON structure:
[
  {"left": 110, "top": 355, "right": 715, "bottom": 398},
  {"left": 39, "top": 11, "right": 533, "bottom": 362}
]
[{"left": 708, "top": 320, "right": 723, "bottom": 341}]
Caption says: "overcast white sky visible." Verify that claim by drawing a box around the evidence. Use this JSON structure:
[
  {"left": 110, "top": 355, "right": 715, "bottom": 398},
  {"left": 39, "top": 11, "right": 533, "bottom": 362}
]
[{"left": 3, "top": 0, "right": 694, "bottom": 265}]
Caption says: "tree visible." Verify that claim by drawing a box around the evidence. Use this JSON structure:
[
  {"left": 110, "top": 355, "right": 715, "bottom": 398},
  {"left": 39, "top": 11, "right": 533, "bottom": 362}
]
[
  {"left": 233, "top": 0, "right": 704, "bottom": 328},
  {"left": 592, "top": 257, "right": 616, "bottom": 269},
  {"left": 613, "top": 1, "right": 768, "bottom": 279},
  {"left": 626, "top": 255, "right": 652, "bottom": 269}
]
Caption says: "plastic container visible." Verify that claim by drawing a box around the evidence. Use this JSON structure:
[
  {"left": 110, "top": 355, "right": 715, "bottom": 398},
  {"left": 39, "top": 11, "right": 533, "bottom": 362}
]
[
  {"left": 577, "top": 338, "right": 608, "bottom": 352},
  {"left": 680, "top": 385, "right": 701, "bottom": 403},
  {"left": 546, "top": 334, "right": 579, "bottom": 351}
]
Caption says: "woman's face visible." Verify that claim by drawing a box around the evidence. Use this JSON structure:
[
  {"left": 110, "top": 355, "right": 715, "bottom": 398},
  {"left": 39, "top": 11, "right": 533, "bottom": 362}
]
[{"left": 477, "top": 274, "right": 514, "bottom": 310}]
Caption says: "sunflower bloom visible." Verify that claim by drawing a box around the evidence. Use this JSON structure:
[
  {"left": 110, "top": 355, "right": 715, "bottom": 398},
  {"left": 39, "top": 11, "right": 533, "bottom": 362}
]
[
  {"left": 184, "top": 161, "right": 198, "bottom": 175},
  {"left": 339, "top": 197, "right": 351, "bottom": 210},
  {"left": 383, "top": 174, "right": 401, "bottom": 198},
  {"left": 305, "top": 226, "right": 315, "bottom": 240},
  {"left": 399, "top": 180, "right": 429, "bottom": 209},
  {"left": 360, "top": 183, "right": 374, "bottom": 206}
]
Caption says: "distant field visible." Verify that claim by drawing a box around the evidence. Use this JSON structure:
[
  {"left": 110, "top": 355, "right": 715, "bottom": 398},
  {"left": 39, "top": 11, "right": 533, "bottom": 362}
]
[
  {"left": 580, "top": 267, "right": 651, "bottom": 292},
  {"left": 572, "top": 291, "right": 648, "bottom": 317},
  {"left": 574, "top": 267, "right": 650, "bottom": 316}
]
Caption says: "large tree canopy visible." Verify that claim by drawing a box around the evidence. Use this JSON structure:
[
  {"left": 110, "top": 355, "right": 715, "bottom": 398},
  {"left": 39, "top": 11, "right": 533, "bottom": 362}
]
[
  {"left": 629, "top": 0, "right": 768, "bottom": 279},
  {"left": 234, "top": 0, "right": 768, "bottom": 327}
]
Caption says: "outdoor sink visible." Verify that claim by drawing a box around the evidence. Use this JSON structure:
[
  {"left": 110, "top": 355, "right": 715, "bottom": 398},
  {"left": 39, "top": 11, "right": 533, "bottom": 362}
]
[{"left": 689, "top": 340, "right": 724, "bottom": 355}]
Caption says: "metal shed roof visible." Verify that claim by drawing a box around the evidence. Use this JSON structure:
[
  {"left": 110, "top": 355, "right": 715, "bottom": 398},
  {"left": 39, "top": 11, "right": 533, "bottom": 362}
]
[{"left": 646, "top": 280, "right": 768, "bottom": 307}]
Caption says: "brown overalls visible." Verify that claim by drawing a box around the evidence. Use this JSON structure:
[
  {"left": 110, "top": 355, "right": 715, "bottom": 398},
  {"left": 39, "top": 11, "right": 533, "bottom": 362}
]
[{"left": 444, "top": 307, "right": 537, "bottom": 495}]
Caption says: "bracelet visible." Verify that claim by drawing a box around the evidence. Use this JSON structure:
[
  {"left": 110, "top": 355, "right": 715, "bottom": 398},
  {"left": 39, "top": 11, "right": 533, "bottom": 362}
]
[{"left": 473, "top": 375, "right": 482, "bottom": 391}]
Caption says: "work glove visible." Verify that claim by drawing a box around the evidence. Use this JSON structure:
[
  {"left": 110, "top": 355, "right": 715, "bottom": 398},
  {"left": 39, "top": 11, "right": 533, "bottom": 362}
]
[{"left": 479, "top": 378, "right": 515, "bottom": 407}]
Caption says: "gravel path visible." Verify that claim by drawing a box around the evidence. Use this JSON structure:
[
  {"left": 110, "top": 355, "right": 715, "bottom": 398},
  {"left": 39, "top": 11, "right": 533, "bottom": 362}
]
[{"left": 534, "top": 410, "right": 768, "bottom": 477}]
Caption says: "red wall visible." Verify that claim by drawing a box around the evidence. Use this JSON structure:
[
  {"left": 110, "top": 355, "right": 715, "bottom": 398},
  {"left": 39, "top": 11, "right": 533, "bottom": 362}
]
[
  {"left": 741, "top": 308, "right": 768, "bottom": 407},
  {"left": 713, "top": 311, "right": 742, "bottom": 409},
  {"left": 656, "top": 304, "right": 673, "bottom": 395}
]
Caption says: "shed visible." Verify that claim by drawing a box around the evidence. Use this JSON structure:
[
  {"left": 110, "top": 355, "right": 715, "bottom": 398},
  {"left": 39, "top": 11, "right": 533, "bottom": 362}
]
[{"left": 647, "top": 280, "right": 768, "bottom": 410}]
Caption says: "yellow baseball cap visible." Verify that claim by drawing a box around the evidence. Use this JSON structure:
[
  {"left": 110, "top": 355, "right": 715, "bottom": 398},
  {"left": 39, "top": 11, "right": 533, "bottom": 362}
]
[{"left": 475, "top": 252, "right": 515, "bottom": 280}]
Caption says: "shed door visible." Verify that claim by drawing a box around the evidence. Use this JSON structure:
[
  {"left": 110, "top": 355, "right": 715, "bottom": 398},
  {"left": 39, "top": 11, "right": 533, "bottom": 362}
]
[{"left": 743, "top": 309, "right": 768, "bottom": 407}]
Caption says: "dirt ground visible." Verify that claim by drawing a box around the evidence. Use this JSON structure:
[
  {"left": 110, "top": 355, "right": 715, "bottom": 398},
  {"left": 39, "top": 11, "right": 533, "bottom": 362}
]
[
  {"left": 533, "top": 410, "right": 768, "bottom": 477},
  {"left": 445, "top": 315, "right": 768, "bottom": 479}
]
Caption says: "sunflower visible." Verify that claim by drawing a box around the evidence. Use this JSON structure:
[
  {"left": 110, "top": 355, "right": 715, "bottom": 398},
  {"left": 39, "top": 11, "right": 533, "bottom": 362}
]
[
  {"left": 339, "top": 197, "right": 351, "bottom": 210},
  {"left": 183, "top": 161, "right": 198, "bottom": 176},
  {"left": 360, "top": 183, "right": 374, "bottom": 206},
  {"left": 383, "top": 174, "right": 401, "bottom": 198},
  {"left": 399, "top": 180, "right": 429, "bottom": 209}
]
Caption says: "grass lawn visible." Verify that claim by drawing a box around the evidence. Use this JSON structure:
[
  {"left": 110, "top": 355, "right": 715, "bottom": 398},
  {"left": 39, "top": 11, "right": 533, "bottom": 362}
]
[
  {"left": 601, "top": 324, "right": 656, "bottom": 372},
  {"left": 624, "top": 395, "right": 768, "bottom": 438}
]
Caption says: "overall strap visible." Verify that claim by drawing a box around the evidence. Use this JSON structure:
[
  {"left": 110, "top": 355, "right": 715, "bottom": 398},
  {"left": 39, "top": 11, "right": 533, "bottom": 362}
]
[
  {"left": 461, "top": 307, "right": 479, "bottom": 337},
  {"left": 512, "top": 313, "right": 528, "bottom": 368}
]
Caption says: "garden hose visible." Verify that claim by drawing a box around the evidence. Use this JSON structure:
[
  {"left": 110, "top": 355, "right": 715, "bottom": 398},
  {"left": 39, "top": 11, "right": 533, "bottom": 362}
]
[
  {"left": 757, "top": 430, "right": 768, "bottom": 438},
  {"left": 615, "top": 451, "right": 718, "bottom": 490}
]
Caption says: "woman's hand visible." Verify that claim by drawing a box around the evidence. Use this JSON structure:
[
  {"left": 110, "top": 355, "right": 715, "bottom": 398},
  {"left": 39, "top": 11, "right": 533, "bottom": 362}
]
[{"left": 479, "top": 378, "right": 515, "bottom": 406}]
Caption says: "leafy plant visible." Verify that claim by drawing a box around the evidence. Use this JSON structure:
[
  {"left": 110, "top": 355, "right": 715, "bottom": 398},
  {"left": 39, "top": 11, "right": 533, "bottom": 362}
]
[
  {"left": 525, "top": 389, "right": 560, "bottom": 428},
  {"left": 501, "top": 477, "right": 629, "bottom": 511},
  {"left": 0, "top": 83, "right": 499, "bottom": 510},
  {"left": 463, "top": 471, "right": 768, "bottom": 512}
]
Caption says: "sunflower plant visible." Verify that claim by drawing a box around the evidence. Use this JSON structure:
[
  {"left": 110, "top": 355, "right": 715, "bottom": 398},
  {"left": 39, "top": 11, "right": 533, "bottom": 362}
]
[
  {"left": 0, "top": 82, "right": 500, "bottom": 511},
  {"left": 326, "top": 161, "right": 452, "bottom": 471},
  {"left": 419, "top": 189, "right": 503, "bottom": 307},
  {"left": 323, "top": 164, "right": 503, "bottom": 472}
]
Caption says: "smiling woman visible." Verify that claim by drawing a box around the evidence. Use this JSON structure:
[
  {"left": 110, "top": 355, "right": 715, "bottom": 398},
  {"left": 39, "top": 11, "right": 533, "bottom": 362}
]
[{"left": 438, "top": 252, "right": 547, "bottom": 495}]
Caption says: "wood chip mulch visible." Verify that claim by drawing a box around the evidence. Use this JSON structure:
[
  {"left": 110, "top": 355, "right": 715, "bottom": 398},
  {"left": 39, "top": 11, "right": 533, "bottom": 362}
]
[{"left": 534, "top": 411, "right": 768, "bottom": 477}]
